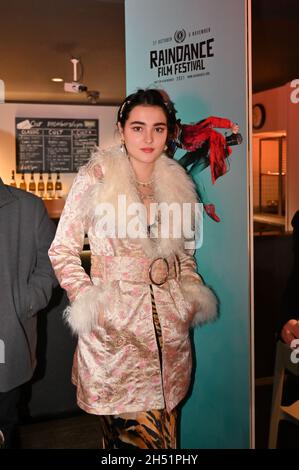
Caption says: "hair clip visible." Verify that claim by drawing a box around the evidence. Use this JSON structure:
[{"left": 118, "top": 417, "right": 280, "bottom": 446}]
[
  {"left": 119, "top": 100, "right": 130, "bottom": 119},
  {"left": 164, "top": 100, "right": 175, "bottom": 115}
]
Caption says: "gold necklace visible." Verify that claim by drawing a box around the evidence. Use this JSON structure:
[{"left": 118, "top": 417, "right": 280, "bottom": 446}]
[
  {"left": 136, "top": 184, "right": 155, "bottom": 202},
  {"left": 135, "top": 178, "right": 154, "bottom": 187},
  {"left": 138, "top": 192, "right": 155, "bottom": 201}
]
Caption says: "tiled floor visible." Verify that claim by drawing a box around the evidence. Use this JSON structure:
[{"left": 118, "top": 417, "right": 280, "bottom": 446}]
[
  {"left": 19, "top": 413, "right": 101, "bottom": 449},
  {"left": 16, "top": 382, "right": 299, "bottom": 449}
]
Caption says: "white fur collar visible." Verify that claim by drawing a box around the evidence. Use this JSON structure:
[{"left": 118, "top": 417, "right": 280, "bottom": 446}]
[{"left": 83, "top": 145, "right": 199, "bottom": 258}]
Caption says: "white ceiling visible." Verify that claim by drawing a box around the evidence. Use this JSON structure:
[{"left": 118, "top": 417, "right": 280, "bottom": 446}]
[{"left": 0, "top": 0, "right": 125, "bottom": 105}]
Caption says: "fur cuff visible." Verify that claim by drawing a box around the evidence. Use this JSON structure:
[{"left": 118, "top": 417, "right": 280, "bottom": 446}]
[
  {"left": 181, "top": 280, "right": 218, "bottom": 327},
  {"left": 63, "top": 285, "right": 105, "bottom": 335}
]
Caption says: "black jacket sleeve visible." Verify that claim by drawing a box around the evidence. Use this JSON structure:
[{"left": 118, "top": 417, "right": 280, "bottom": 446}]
[{"left": 27, "top": 198, "right": 58, "bottom": 316}]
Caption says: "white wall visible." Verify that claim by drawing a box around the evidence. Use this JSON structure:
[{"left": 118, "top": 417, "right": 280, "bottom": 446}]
[
  {"left": 253, "top": 82, "right": 299, "bottom": 230},
  {"left": 0, "top": 103, "right": 118, "bottom": 195},
  {"left": 253, "top": 84, "right": 287, "bottom": 133}
]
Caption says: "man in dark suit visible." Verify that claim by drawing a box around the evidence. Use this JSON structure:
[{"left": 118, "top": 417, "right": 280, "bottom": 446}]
[
  {"left": 0, "top": 178, "right": 57, "bottom": 448},
  {"left": 280, "top": 210, "right": 299, "bottom": 345}
]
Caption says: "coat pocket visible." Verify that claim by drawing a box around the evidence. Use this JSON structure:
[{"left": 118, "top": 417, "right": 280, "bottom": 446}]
[{"left": 168, "top": 280, "right": 191, "bottom": 327}]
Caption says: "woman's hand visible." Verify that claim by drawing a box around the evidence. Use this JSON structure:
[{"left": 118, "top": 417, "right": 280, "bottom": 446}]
[
  {"left": 281, "top": 319, "right": 299, "bottom": 346},
  {"left": 230, "top": 122, "right": 239, "bottom": 134}
]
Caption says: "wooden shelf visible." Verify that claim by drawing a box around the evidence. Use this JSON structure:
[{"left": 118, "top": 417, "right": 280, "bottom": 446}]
[
  {"left": 43, "top": 198, "right": 65, "bottom": 219},
  {"left": 261, "top": 172, "right": 286, "bottom": 176},
  {"left": 253, "top": 213, "right": 285, "bottom": 227}
]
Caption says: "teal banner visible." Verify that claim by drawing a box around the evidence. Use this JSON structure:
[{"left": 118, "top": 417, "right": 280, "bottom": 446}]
[{"left": 125, "top": 0, "right": 251, "bottom": 448}]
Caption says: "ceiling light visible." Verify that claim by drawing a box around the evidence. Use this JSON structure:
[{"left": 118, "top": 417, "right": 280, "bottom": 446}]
[{"left": 51, "top": 77, "right": 64, "bottom": 82}]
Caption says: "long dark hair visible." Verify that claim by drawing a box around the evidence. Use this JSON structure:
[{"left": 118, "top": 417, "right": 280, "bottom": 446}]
[{"left": 117, "top": 89, "right": 178, "bottom": 154}]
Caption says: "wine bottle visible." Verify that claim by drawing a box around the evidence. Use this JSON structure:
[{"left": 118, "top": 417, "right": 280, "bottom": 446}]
[
  {"left": 19, "top": 172, "right": 27, "bottom": 191},
  {"left": 10, "top": 170, "right": 17, "bottom": 187},
  {"left": 37, "top": 172, "right": 45, "bottom": 198},
  {"left": 46, "top": 171, "right": 54, "bottom": 198},
  {"left": 28, "top": 171, "right": 36, "bottom": 194},
  {"left": 54, "top": 172, "right": 62, "bottom": 198}
]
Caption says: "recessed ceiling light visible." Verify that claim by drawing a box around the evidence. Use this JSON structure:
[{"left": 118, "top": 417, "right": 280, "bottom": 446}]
[{"left": 51, "top": 77, "right": 64, "bottom": 82}]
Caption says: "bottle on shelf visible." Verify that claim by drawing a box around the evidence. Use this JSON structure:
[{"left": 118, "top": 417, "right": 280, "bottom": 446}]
[
  {"left": 10, "top": 170, "right": 17, "bottom": 187},
  {"left": 19, "top": 172, "right": 27, "bottom": 191},
  {"left": 54, "top": 172, "right": 63, "bottom": 198},
  {"left": 28, "top": 171, "right": 36, "bottom": 195},
  {"left": 46, "top": 171, "right": 54, "bottom": 199},
  {"left": 37, "top": 172, "right": 45, "bottom": 198}
]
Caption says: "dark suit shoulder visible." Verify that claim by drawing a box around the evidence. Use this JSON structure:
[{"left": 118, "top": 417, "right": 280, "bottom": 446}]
[{"left": 8, "top": 185, "right": 44, "bottom": 208}]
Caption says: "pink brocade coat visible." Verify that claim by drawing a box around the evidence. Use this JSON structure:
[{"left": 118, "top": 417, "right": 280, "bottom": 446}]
[{"left": 48, "top": 146, "right": 217, "bottom": 415}]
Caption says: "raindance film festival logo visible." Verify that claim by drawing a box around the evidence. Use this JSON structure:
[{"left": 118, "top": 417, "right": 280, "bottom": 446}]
[
  {"left": 0, "top": 79, "right": 5, "bottom": 103},
  {"left": 0, "top": 339, "right": 5, "bottom": 364},
  {"left": 150, "top": 26, "right": 214, "bottom": 83},
  {"left": 174, "top": 29, "right": 186, "bottom": 43}
]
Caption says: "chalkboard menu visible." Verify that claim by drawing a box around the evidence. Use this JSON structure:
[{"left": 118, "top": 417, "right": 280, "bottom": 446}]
[{"left": 16, "top": 118, "right": 99, "bottom": 173}]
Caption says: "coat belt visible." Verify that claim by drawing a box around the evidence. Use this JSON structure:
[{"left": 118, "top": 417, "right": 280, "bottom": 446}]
[{"left": 92, "top": 254, "right": 180, "bottom": 286}]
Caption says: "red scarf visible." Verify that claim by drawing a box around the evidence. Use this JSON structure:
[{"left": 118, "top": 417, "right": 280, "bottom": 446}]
[{"left": 179, "top": 116, "right": 232, "bottom": 184}]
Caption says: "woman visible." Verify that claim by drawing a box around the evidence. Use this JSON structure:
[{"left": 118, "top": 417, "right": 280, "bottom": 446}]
[{"left": 49, "top": 89, "right": 218, "bottom": 449}]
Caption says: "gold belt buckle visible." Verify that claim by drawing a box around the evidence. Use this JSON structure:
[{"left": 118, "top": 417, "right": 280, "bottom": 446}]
[{"left": 148, "top": 257, "right": 170, "bottom": 286}]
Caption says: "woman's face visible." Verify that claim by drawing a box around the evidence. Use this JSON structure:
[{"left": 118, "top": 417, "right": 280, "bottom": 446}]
[{"left": 118, "top": 104, "right": 168, "bottom": 167}]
